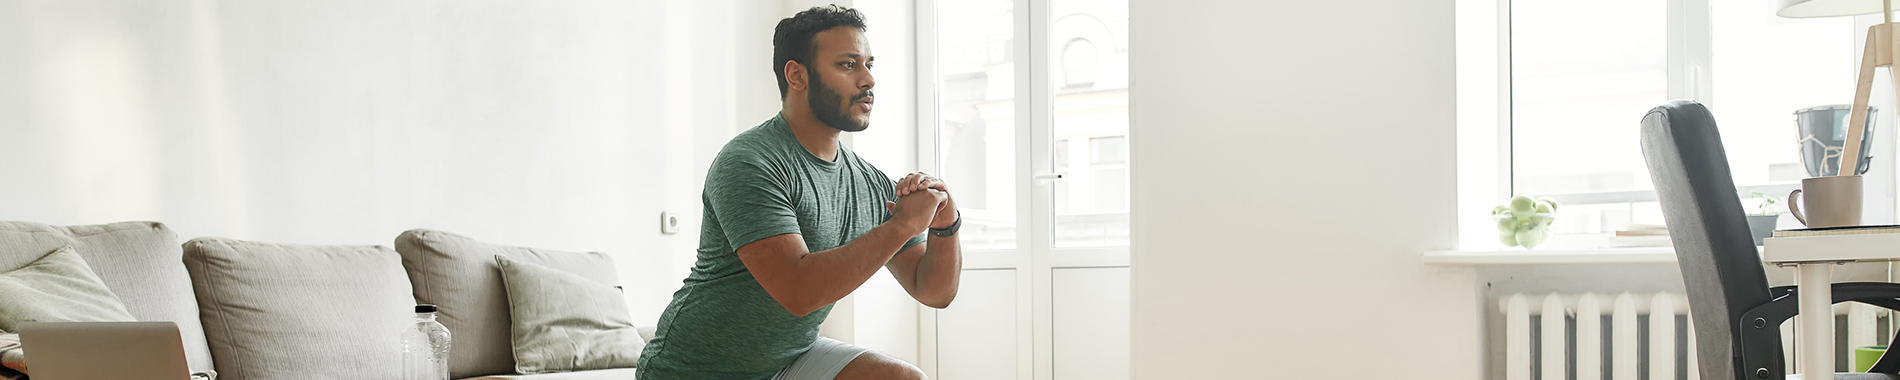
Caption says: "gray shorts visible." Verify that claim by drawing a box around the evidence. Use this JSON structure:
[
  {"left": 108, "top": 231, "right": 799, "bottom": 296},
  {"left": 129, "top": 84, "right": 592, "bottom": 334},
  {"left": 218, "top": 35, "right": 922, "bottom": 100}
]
[{"left": 771, "top": 337, "right": 871, "bottom": 380}]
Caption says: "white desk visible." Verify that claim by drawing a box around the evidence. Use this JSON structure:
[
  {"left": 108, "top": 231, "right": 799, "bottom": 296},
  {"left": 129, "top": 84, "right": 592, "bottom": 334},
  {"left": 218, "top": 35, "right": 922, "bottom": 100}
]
[{"left": 1761, "top": 233, "right": 1900, "bottom": 380}]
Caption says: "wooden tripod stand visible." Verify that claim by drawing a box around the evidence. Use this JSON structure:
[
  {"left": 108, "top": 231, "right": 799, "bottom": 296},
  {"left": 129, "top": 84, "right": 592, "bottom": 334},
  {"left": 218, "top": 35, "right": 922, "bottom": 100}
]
[{"left": 1840, "top": 0, "right": 1900, "bottom": 175}]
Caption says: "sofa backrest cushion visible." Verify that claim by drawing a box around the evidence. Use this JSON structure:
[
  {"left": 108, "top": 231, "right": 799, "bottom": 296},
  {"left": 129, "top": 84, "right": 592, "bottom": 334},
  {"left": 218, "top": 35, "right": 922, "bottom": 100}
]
[
  {"left": 183, "top": 237, "right": 413, "bottom": 380},
  {"left": 394, "top": 229, "right": 621, "bottom": 379},
  {"left": 0, "top": 221, "right": 215, "bottom": 374}
]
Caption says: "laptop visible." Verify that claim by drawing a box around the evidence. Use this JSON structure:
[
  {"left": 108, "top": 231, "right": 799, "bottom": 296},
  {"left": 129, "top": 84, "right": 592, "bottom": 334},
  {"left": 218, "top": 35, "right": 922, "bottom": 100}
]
[{"left": 17, "top": 322, "right": 189, "bottom": 380}]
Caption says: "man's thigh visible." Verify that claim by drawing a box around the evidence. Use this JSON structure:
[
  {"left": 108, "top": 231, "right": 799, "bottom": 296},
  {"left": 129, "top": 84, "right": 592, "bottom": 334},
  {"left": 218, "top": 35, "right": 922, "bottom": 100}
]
[
  {"left": 774, "top": 337, "right": 925, "bottom": 380},
  {"left": 833, "top": 351, "right": 925, "bottom": 380}
]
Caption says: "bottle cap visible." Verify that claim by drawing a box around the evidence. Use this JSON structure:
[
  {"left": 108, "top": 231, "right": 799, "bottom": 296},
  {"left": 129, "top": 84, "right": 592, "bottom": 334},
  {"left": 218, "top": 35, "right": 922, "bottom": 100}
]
[{"left": 415, "top": 304, "right": 437, "bottom": 313}]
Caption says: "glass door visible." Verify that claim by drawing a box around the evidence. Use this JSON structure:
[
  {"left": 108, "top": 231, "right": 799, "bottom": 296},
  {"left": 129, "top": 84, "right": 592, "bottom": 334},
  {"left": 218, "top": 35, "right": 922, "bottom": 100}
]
[{"left": 922, "top": 0, "right": 1129, "bottom": 379}]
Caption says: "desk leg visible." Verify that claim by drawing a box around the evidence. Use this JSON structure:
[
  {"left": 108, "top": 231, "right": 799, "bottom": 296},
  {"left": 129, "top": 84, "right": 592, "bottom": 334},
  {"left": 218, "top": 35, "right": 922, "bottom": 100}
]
[{"left": 1800, "top": 263, "right": 1835, "bottom": 380}]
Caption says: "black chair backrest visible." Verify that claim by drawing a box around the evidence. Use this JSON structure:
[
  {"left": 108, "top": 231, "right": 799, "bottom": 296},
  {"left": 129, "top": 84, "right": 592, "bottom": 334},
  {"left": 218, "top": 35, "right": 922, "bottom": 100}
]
[{"left": 1640, "top": 100, "right": 1778, "bottom": 380}]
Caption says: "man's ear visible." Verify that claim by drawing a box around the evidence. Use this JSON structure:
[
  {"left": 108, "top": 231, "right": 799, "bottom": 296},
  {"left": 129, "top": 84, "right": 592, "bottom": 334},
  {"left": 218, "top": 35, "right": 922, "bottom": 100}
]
[{"left": 784, "top": 60, "right": 808, "bottom": 93}]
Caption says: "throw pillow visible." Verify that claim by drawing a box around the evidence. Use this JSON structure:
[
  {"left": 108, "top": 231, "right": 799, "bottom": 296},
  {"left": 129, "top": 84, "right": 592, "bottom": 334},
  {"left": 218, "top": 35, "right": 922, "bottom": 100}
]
[
  {"left": 495, "top": 255, "right": 643, "bottom": 374},
  {"left": 0, "top": 246, "right": 136, "bottom": 331}
]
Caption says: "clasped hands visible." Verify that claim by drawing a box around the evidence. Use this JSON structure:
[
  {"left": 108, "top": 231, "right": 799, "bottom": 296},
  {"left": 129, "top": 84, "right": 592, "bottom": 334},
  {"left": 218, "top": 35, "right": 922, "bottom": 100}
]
[{"left": 882, "top": 172, "right": 958, "bottom": 235}]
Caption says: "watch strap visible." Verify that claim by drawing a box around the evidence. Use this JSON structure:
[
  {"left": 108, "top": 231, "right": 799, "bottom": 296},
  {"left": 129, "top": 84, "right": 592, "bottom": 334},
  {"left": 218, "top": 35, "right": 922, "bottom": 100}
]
[{"left": 928, "top": 211, "right": 961, "bottom": 237}]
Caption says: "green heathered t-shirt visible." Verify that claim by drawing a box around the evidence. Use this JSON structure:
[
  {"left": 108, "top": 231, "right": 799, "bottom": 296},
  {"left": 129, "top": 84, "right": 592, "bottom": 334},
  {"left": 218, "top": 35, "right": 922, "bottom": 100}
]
[{"left": 636, "top": 115, "right": 926, "bottom": 380}]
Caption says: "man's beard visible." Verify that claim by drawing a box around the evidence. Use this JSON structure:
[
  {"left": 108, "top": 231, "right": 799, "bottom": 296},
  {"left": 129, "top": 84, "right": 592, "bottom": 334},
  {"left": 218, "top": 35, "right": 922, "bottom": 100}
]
[{"left": 808, "top": 71, "right": 871, "bottom": 132}]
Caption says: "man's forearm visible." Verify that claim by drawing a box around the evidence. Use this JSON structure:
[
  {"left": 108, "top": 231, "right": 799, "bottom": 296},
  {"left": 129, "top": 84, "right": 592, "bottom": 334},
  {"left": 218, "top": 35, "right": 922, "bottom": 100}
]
[
  {"left": 913, "top": 232, "right": 962, "bottom": 308},
  {"left": 779, "top": 221, "right": 920, "bottom": 315}
]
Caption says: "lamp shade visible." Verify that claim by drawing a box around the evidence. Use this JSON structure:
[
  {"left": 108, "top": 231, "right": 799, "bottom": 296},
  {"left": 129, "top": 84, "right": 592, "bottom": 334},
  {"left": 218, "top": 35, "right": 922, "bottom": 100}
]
[{"left": 1779, "top": 0, "right": 1890, "bottom": 18}]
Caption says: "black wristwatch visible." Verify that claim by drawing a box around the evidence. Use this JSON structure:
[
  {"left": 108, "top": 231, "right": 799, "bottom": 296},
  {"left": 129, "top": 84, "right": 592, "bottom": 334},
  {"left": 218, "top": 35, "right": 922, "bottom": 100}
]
[{"left": 928, "top": 211, "right": 961, "bottom": 237}]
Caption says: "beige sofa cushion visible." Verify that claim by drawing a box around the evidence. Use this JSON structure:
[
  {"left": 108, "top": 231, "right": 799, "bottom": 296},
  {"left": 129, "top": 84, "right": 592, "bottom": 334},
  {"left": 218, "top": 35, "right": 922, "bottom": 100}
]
[
  {"left": 394, "top": 229, "right": 621, "bottom": 379},
  {"left": 0, "top": 221, "right": 215, "bottom": 374},
  {"left": 184, "top": 237, "right": 414, "bottom": 380}
]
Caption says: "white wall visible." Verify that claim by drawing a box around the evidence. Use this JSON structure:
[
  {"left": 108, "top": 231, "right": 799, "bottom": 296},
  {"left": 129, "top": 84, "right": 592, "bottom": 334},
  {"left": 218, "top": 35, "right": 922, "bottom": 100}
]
[
  {"left": 1128, "top": 0, "right": 1482, "bottom": 378},
  {"left": 0, "top": 0, "right": 735, "bottom": 326}
]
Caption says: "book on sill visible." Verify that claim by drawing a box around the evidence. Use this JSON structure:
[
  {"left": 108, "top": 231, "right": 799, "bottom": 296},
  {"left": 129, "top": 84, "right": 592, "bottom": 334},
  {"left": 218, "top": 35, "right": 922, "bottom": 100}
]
[
  {"left": 1605, "top": 224, "right": 1673, "bottom": 247},
  {"left": 1772, "top": 225, "right": 1900, "bottom": 238},
  {"left": 1614, "top": 223, "right": 1670, "bottom": 237}
]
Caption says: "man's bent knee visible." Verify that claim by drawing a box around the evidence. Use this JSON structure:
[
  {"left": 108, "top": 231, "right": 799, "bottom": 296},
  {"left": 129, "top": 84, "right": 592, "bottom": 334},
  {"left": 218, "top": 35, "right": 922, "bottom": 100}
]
[{"left": 834, "top": 351, "right": 925, "bottom": 380}]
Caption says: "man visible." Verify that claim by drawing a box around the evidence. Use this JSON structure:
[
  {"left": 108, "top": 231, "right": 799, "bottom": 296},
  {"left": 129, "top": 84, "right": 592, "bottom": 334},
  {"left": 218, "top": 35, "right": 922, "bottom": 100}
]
[{"left": 636, "top": 5, "right": 961, "bottom": 380}]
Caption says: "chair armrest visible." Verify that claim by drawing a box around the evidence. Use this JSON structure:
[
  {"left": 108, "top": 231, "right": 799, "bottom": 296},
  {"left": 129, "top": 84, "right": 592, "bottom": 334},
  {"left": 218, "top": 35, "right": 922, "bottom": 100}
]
[
  {"left": 1748, "top": 283, "right": 1900, "bottom": 326},
  {"left": 1739, "top": 282, "right": 1900, "bottom": 376}
]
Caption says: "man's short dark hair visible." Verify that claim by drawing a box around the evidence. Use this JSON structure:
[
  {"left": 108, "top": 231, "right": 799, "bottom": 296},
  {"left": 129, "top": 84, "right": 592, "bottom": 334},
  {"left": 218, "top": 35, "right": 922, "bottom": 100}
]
[{"left": 773, "top": 5, "right": 867, "bottom": 99}]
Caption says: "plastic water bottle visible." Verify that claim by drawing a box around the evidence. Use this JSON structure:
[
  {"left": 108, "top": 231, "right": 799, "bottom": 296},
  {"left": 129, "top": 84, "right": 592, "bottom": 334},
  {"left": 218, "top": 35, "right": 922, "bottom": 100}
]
[{"left": 402, "top": 304, "right": 451, "bottom": 380}]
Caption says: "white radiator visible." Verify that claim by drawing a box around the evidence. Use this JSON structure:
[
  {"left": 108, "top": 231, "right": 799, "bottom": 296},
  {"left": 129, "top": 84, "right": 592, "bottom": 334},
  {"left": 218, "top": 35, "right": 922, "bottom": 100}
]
[{"left": 1500, "top": 292, "right": 1890, "bottom": 380}]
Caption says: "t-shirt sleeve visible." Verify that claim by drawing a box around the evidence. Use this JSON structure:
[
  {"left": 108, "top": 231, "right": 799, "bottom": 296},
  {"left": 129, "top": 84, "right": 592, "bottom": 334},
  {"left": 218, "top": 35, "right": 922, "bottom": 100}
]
[
  {"left": 898, "top": 233, "right": 926, "bottom": 255},
  {"left": 707, "top": 155, "right": 803, "bottom": 251}
]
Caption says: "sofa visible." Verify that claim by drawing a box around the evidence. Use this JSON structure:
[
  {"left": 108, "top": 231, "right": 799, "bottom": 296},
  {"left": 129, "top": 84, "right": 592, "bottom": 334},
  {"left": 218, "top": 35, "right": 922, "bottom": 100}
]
[{"left": 0, "top": 221, "right": 650, "bottom": 380}]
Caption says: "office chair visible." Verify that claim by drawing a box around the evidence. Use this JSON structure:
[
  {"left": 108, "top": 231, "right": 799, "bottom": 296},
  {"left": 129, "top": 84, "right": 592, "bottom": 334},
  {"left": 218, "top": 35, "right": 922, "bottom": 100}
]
[{"left": 1642, "top": 99, "right": 1900, "bottom": 379}]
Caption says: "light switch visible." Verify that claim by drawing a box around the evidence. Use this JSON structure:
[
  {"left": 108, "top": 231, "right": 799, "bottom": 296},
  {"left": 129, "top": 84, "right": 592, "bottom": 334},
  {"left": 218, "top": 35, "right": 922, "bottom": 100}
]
[{"left": 660, "top": 211, "right": 681, "bottom": 234}]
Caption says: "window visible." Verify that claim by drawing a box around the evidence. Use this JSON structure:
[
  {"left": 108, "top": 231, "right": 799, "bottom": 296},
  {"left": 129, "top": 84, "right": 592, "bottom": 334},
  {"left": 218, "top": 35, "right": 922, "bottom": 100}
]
[
  {"left": 1460, "top": 0, "right": 1862, "bottom": 246},
  {"left": 1050, "top": 1, "right": 1129, "bottom": 248},
  {"left": 934, "top": 0, "right": 1131, "bottom": 250},
  {"left": 937, "top": 0, "right": 1019, "bottom": 251},
  {"left": 1509, "top": 0, "right": 1665, "bottom": 198}
]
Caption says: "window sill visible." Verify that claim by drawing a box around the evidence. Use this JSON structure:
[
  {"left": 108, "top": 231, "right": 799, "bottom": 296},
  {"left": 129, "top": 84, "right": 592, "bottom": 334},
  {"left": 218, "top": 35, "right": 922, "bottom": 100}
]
[{"left": 1422, "top": 247, "right": 1688, "bottom": 265}]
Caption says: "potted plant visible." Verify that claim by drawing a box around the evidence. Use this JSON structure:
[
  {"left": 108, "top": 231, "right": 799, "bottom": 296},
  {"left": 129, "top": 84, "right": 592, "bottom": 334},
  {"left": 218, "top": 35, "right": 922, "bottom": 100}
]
[{"left": 1746, "top": 192, "right": 1782, "bottom": 245}]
